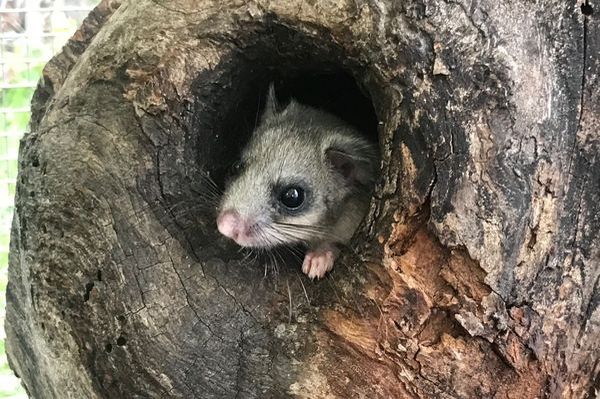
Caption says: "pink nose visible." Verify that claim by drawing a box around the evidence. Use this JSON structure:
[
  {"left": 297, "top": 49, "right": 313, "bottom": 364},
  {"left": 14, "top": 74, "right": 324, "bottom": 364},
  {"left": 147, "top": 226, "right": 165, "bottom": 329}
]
[{"left": 217, "top": 209, "right": 244, "bottom": 241}]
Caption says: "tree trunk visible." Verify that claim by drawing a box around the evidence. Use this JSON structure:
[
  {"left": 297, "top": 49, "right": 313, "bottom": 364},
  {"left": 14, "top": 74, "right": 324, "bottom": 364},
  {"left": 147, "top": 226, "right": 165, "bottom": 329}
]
[{"left": 5, "top": 0, "right": 599, "bottom": 397}]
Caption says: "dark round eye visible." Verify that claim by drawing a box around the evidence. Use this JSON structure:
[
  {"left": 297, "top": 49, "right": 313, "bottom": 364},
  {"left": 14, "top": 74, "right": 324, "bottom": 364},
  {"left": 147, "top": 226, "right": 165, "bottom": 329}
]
[{"left": 279, "top": 186, "right": 305, "bottom": 209}]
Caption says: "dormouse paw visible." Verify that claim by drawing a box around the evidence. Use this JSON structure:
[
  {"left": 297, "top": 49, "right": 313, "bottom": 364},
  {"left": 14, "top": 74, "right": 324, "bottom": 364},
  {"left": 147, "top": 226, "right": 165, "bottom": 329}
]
[{"left": 301, "top": 245, "right": 338, "bottom": 279}]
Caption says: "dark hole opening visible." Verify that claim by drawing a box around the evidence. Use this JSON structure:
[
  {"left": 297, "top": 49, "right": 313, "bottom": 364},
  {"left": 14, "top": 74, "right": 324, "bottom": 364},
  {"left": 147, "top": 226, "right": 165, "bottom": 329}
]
[
  {"left": 116, "top": 336, "right": 127, "bottom": 346},
  {"left": 267, "top": 72, "right": 378, "bottom": 140},
  {"left": 83, "top": 281, "right": 94, "bottom": 302},
  {"left": 190, "top": 26, "right": 380, "bottom": 188},
  {"left": 196, "top": 69, "right": 379, "bottom": 188},
  {"left": 218, "top": 70, "right": 377, "bottom": 184},
  {"left": 581, "top": 2, "right": 593, "bottom": 15},
  {"left": 180, "top": 25, "right": 382, "bottom": 272}
]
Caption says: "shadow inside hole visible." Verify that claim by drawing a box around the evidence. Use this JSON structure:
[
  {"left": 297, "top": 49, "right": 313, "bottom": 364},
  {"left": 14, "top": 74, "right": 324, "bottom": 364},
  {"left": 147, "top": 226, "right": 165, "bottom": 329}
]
[
  {"left": 196, "top": 69, "right": 379, "bottom": 189},
  {"left": 267, "top": 72, "right": 378, "bottom": 140},
  {"left": 194, "top": 69, "right": 378, "bottom": 189},
  {"left": 189, "top": 24, "right": 380, "bottom": 189},
  {"left": 581, "top": 2, "right": 593, "bottom": 15}
]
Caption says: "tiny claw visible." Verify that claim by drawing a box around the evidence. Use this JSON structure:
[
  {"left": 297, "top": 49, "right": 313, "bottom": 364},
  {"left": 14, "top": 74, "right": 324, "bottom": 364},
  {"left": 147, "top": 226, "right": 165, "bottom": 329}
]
[{"left": 302, "top": 244, "right": 337, "bottom": 279}]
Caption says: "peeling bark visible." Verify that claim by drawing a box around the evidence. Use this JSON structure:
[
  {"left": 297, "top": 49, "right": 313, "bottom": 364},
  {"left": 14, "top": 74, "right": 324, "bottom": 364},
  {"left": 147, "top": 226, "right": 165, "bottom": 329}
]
[{"left": 5, "top": 0, "right": 599, "bottom": 398}]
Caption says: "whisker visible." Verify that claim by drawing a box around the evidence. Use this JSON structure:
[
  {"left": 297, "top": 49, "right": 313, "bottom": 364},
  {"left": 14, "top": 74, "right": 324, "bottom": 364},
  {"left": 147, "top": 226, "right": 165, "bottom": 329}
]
[
  {"left": 196, "top": 171, "right": 223, "bottom": 193},
  {"left": 274, "top": 222, "right": 338, "bottom": 236},
  {"left": 273, "top": 223, "right": 343, "bottom": 243},
  {"left": 273, "top": 222, "right": 331, "bottom": 234},
  {"left": 240, "top": 248, "right": 254, "bottom": 264},
  {"left": 186, "top": 190, "right": 221, "bottom": 206},
  {"left": 266, "top": 250, "right": 278, "bottom": 277},
  {"left": 284, "top": 245, "right": 304, "bottom": 262},
  {"left": 168, "top": 201, "right": 219, "bottom": 217},
  {"left": 261, "top": 226, "right": 295, "bottom": 247},
  {"left": 250, "top": 229, "right": 277, "bottom": 276},
  {"left": 286, "top": 278, "right": 293, "bottom": 323},
  {"left": 190, "top": 181, "right": 221, "bottom": 196},
  {"left": 297, "top": 275, "right": 311, "bottom": 305},
  {"left": 254, "top": 93, "right": 262, "bottom": 131},
  {"left": 250, "top": 248, "right": 260, "bottom": 266},
  {"left": 269, "top": 225, "right": 311, "bottom": 239},
  {"left": 272, "top": 247, "right": 286, "bottom": 272}
]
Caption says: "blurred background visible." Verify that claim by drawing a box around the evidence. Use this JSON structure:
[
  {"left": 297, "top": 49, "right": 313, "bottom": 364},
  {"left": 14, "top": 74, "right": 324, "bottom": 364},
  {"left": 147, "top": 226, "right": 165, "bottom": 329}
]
[{"left": 0, "top": 1, "right": 98, "bottom": 397}]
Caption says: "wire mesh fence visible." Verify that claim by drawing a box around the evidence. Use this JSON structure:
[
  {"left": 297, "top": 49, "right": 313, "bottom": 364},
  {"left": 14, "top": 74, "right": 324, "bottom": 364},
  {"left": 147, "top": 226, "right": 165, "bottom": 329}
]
[{"left": 0, "top": 1, "right": 97, "bottom": 397}]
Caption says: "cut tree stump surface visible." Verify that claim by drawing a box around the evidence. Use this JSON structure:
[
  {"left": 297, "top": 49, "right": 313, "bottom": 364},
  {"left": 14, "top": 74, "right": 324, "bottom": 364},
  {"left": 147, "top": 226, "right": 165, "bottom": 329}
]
[{"left": 5, "top": 0, "right": 599, "bottom": 398}]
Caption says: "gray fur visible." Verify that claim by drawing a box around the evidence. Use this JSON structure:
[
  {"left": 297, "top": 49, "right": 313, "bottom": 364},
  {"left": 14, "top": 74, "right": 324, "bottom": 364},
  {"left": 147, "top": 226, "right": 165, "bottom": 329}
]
[{"left": 219, "top": 88, "right": 378, "bottom": 249}]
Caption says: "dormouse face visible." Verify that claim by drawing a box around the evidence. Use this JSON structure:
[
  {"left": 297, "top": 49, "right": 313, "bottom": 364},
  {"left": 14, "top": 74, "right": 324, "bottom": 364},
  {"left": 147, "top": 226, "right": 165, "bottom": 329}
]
[
  {"left": 216, "top": 85, "right": 376, "bottom": 249},
  {"left": 217, "top": 128, "right": 347, "bottom": 248}
]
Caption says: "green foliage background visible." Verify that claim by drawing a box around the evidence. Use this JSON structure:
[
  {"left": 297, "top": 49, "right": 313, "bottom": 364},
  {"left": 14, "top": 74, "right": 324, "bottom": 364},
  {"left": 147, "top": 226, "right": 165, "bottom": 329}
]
[
  {"left": 0, "top": 73, "right": 33, "bottom": 399},
  {"left": 1, "top": 4, "right": 97, "bottom": 397}
]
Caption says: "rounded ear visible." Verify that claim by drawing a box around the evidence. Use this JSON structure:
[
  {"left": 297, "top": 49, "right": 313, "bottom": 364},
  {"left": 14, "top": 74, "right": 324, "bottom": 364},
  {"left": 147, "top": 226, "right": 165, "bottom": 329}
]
[
  {"left": 326, "top": 147, "right": 375, "bottom": 187},
  {"left": 261, "top": 82, "right": 280, "bottom": 123}
]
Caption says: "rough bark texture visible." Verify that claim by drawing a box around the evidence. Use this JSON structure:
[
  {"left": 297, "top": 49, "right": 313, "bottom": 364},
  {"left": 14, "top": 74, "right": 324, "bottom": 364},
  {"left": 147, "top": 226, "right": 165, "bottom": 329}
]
[{"left": 5, "top": 0, "right": 599, "bottom": 397}]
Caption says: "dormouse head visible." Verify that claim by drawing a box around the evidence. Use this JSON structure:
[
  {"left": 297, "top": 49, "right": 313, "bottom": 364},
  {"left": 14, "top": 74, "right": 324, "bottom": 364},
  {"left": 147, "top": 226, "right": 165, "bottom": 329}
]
[{"left": 216, "top": 84, "right": 376, "bottom": 248}]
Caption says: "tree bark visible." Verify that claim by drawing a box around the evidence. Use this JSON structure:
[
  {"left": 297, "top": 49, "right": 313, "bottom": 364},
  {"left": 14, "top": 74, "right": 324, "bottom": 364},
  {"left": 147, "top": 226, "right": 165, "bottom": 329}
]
[{"left": 5, "top": 0, "right": 599, "bottom": 397}]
